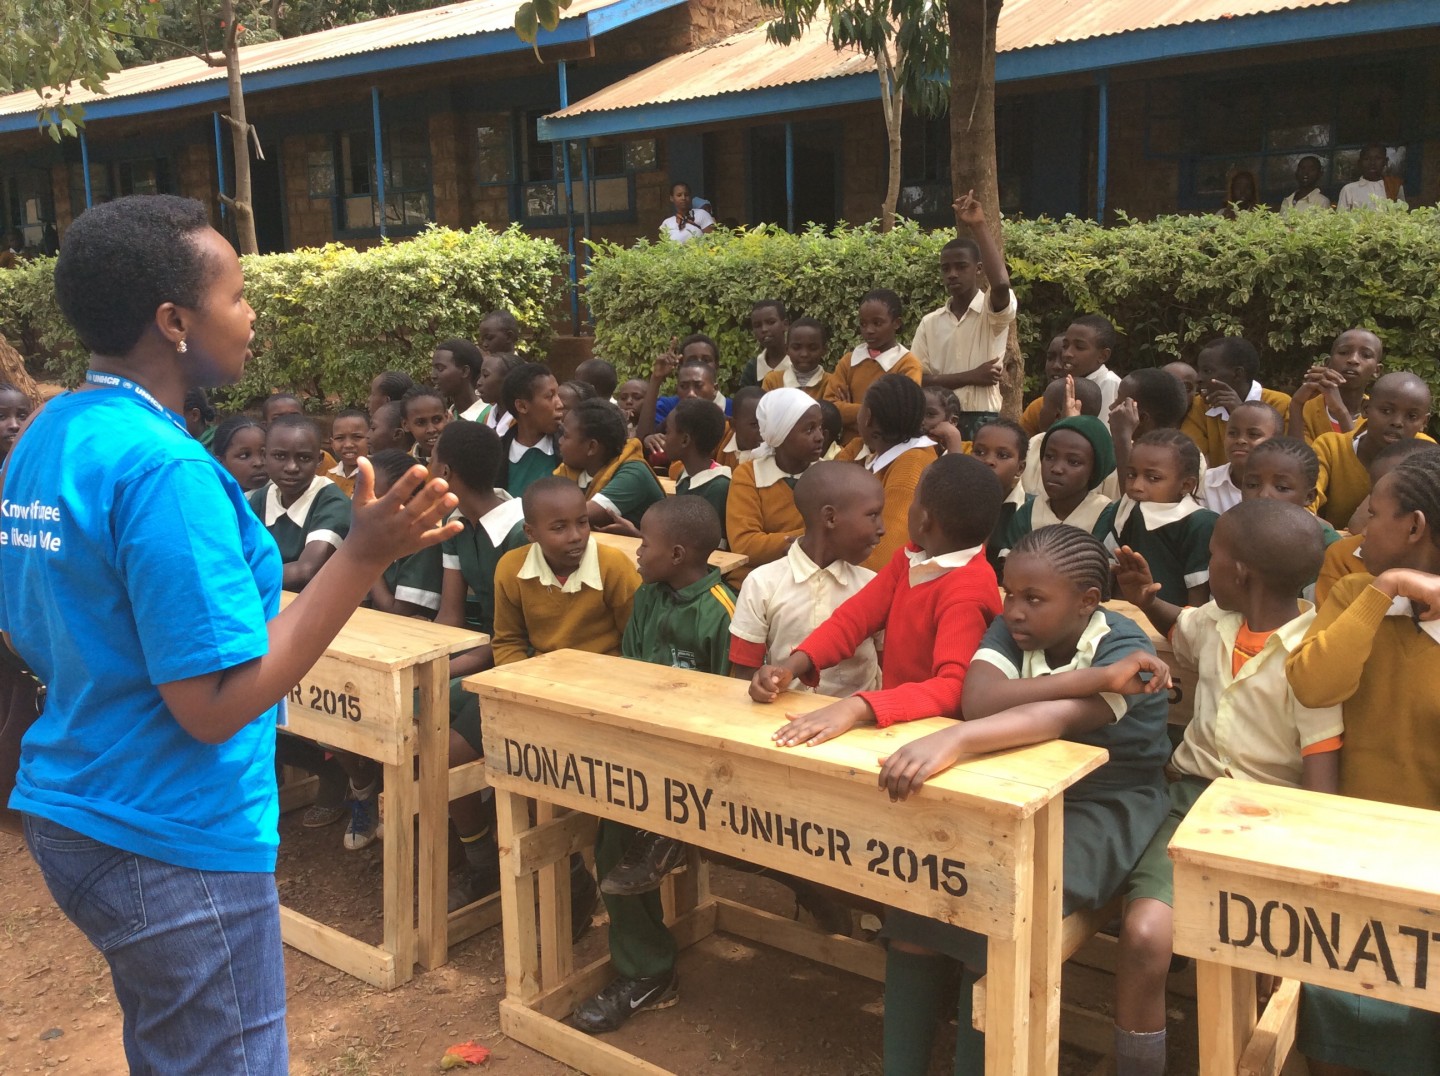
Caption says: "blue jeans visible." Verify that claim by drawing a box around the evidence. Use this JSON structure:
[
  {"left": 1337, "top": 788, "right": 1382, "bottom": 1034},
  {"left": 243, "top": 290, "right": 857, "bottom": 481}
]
[{"left": 23, "top": 814, "right": 288, "bottom": 1075}]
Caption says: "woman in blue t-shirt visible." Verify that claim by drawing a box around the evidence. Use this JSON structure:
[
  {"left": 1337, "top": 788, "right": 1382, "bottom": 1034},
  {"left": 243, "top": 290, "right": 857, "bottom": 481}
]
[{"left": 0, "top": 196, "right": 461, "bottom": 1074}]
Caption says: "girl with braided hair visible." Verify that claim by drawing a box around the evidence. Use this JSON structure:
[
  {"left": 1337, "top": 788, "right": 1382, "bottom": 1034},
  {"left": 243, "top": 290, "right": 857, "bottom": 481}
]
[
  {"left": 1287, "top": 451, "right": 1440, "bottom": 1076},
  {"left": 876, "top": 524, "right": 1172, "bottom": 1076}
]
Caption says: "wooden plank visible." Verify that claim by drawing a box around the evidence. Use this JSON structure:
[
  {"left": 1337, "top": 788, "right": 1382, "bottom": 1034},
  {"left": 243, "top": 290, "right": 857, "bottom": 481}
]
[
  {"left": 1239, "top": 978, "right": 1300, "bottom": 1076},
  {"left": 281, "top": 657, "right": 407, "bottom": 766},
  {"left": 448, "top": 757, "right": 489, "bottom": 800},
  {"left": 983, "top": 814, "right": 1034, "bottom": 1076},
  {"left": 279, "top": 906, "right": 397, "bottom": 990},
  {"left": 500, "top": 998, "right": 675, "bottom": 1076},
  {"left": 496, "top": 789, "right": 542, "bottom": 1003},
  {"left": 380, "top": 673, "right": 418, "bottom": 986},
  {"left": 535, "top": 801, "right": 572, "bottom": 988},
  {"left": 513, "top": 810, "right": 598, "bottom": 874},
  {"left": 482, "top": 700, "right": 1028, "bottom": 938},
  {"left": 467, "top": 651, "right": 1106, "bottom": 813},
  {"left": 447, "top": 893, "right": 503, "bottom": 947},
  {"left": 593, "top": 531, "right": 748, "bottom": 578},
  {"left": 1196, "top": 959, "right": 1257, "bottom": 1075},
  {"left": 713, "top": 897, "right": 885, "bottom": 981},
  {"left": 278, "top": 773, "right": 318, "bottom": 814},
  {"left": 1029, "top": 798, "right": 1064, "bottom": 1076},
  {"left": 279, "top": 592, "right": 485, "bottom": 669},
  {"left": 415, "top": 658, "right": 450, "bottom": 971}
]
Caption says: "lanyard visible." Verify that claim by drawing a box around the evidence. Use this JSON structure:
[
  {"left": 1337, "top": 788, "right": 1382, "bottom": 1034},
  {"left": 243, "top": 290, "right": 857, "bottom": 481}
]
[{"left": 84, "top": 370, "right": 187, "bottom": 434}]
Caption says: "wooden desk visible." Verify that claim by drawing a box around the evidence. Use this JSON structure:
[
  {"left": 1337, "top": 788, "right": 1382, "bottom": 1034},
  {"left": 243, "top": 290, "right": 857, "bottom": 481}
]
[
  {"left": 277, "top": 595, "right": 487, "bottom": 989},
  {"left": 593, "top": 530, "right": 748, "bottom": 580},
  {"left": 657, "top": 476, "right": 677, "bottom": 495},
  {"left": 1171, "top": 779, "right": 1440, "bottom": 1074},
  {"left": 467, "top": 650, "right": 1106, "bottom": 1075}
]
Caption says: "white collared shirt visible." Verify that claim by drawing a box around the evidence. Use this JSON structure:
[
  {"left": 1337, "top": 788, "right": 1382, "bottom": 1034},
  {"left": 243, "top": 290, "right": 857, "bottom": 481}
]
[
  {"left": 1086, "top": 366, "right": 1123, "bottom": 415},
  {"left": 782, "top": 365, "right": 824, "bottom": 389},
  {"left": 1105, "top": 494, "right": 1206, "bottom": 538},
  {"left": 867, "top": 436, "right": 935, "bottom": 474},
  {"left": 974, "top": 609, "right": 1127, "bottom": 720},
  {"left": 1201, "top": 463, "right": 1242, "bottom": 513},
  {"left": 1338, "top": 178, "right": 1405, "bottom": 211},
  {"left": 508, "top": 434, "right": 554, "bottom": 463},
  {"left": 516, "top": 535, "right": 602, "bottom": 593},
  {"left": 262, "top": 475, "right": 345, "bottom": 549},
  {"left": 1030, "top": 488, "right": 1113, "bottom": 535},
  {"left": 458, "top": 398, "right": 487, "bottom": 422},
  {"left": 327, "top": 460, "right": 356, "bottom": 482},
  {"left": 730, "top": 541, "right": 881, "bottom": 699},
  {"left": 1280, "top": 188, "right": 1331, "bottom": 214},
  {"left": 755, "top": 351, "right": 791, "bottom": 380},
  {"left": 910, "top": 289, "right": 1017, "bottom": 414},
  {"left": 660, "top": 206, "right": 715, "bottom": 241},
  {"left": 751, "top": 454, "right": 809, "bottom": 490},
  {"left": 848, "top": 342, "right": 907, "bottom": 373},
  {"left": 442, "top": 492, "right": 525, "bottom": 571},
  {"left": 1385, "top": 595, "right": 1440, "bottom": 645},
  {"left": 486, "top": 407, "right": 515, "bottom": 437},
  {"left": 1205, "top": 379, "right": 1264, "bottom": 422},
  {"left": 905, "top": 543, "right": 984, "bottom": 587},
  {"left": 682, "top": 464, "right": 732, "bottom": 490}
]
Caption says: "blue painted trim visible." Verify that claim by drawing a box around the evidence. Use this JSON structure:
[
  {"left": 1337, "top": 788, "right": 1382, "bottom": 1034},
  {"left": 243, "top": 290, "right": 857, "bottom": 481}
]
[
  {"left": 0, "top": 0, "right": 687, "bottom": 135},
  {"left": 79, "top": 133, "right": 93, "bottom": 208},
  {"left": 539, "top": 72, "right": 880, "bottom": 140},
  {"left": 784, "top": 121, "right": 795, "bottom": 232},
  {"left": 559, "top": 62, "right": 579, "bottom": 333},
  {"left": 540, "top": 0, "right": 1440, "bottom": 140},
  {"left": 371, "top": 87, "right": 386, "bottom": 239},
  {"left": 213, "top": 112, "right": 227, "bottom": 219},
  {"left": 1095, "top": 75, "right": 1108, "bottom": 223}
]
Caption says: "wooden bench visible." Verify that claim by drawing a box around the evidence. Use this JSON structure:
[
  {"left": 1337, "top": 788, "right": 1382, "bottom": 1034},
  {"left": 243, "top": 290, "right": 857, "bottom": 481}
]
[
  {"left": 593, "top": 530, "right": 748, "bottom": 580},
  {"left": 466, "top": 650, "right": 1107, "bottom": 1075},
  {"left": 1170, "top": 778, "right": 1440, "bottom": 1075},
  {"left": 276, "top": 595, "right": 486, "bottom": 989}
]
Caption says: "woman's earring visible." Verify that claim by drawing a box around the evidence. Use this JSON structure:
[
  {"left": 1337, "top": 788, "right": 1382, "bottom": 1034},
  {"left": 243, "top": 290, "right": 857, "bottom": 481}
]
[{"left": 176, "top": 339, "right": 188, "bottom": 354}]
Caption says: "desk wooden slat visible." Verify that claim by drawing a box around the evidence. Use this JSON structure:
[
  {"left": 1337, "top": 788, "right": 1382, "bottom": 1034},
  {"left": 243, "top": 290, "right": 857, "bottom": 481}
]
[
  {"left": 278, "top": 592, "right": 483, "bottom": 669},
  {"left": 593, "top": 531, "right": 748, "bottom": 579}
]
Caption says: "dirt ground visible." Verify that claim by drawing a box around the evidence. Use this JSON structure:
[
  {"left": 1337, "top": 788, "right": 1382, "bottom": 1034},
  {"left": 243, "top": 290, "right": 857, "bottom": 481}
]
[{"left": 0, "top": 811, "right": 1207, "bottom": 1076}]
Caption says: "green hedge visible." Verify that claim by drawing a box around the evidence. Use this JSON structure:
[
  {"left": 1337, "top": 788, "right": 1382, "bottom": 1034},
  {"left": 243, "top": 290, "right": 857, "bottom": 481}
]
[
  {"left": 0, "top": 224, "right": 568, "bottom": 406},
  {"left": 584, "top": 208, "right": 1440, "bottom": 396}
]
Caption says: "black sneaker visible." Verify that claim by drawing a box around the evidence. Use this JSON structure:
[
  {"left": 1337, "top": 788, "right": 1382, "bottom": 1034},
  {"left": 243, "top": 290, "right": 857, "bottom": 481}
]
[
  {"left": 600, "top": 832, "right": 688, "bottom": 896},
  {"left": 569, "top": 971, "right": 679, "bottom": 1034},
  {"left": 570, "top": 853, "right": 600, "bottom": 942}
]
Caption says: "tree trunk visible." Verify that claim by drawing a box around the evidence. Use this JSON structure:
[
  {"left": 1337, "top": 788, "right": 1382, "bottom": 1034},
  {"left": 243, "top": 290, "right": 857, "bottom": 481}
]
[
  {"left": 946, "top": 0, "right": 1022, "bottom": 416},
  {"left": 221, "top": 0, "right": 259, "bottom": 254},
  {"left": 876, "top": 48, "right": 904, "bottom": 233}
]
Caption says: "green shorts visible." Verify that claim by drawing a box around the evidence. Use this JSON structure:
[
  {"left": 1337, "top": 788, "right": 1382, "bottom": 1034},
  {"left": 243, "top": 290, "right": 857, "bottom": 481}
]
[
  {"left": 1123, "top": 775, "right": 1210, "bottom": 907},
  {"left": 449, "top": 677, "right": 482, "bottom": 755}
]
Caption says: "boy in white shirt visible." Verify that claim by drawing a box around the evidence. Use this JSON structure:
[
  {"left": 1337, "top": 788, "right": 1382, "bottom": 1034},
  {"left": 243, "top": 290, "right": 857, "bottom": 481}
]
[
  {"left": 1279, "top": 155, "right": 1331, "bottom": 214},
  {"left": 1062, "top": 314, "right": 1123, "bottom": 414},
  {"left": 1337, "top": 143, "right": 1407, "bottom": 211}
]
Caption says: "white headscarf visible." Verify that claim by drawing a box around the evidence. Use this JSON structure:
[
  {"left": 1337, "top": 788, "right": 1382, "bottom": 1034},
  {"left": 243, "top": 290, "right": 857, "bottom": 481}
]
[{"left": 755, "top": 388, "right": 818, "bottom": 460}]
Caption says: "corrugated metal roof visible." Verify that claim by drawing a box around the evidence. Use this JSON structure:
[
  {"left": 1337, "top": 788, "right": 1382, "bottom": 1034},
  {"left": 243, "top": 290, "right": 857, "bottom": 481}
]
[
  {"left": 549, "top": 0, "right": 1352, "bottom": 118},
  {"left": 0, "top": 0, "right": 619, "bottom": 119}
]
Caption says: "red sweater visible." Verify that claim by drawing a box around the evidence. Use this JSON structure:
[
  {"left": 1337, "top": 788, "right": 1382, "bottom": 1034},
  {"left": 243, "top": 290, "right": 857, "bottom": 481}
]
[{"left": 795, "top": 544, "right": 1001, "bottom": 728}]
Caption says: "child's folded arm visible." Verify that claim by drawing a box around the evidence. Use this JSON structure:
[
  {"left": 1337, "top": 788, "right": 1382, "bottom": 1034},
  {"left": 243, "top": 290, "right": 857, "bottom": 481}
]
[
  {"left": 962, "top": 658, "right": 1132, "bottom": 721},
  {"left": 854, "top": 597, "right": 992, "bottom": 728},
  {"left": 1285, "top": 575, "right": 1392, "bottom": 707}
]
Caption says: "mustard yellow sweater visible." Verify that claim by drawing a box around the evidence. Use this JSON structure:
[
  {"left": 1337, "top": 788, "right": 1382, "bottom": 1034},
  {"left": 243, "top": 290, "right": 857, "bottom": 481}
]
[
  {"left": 836, "top": 438, "right": 937, "bottom": 572},
  {"left": 823, "top": 351, "right": 923, "bottom": 436},
  {"left": 726, "top": 459, "right": 804, "bottom": 578},
  {"left": 491, "top": 543, "right": 640, "bottom": 666},
  {"left": 1181, "top": 388, "right": 1293, "bottom": 468}
]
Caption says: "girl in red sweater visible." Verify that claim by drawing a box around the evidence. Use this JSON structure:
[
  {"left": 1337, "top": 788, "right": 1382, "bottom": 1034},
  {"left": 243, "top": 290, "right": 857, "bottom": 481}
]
[{"left": 750, "top": 453, "right": 1005, "bottom": 745}]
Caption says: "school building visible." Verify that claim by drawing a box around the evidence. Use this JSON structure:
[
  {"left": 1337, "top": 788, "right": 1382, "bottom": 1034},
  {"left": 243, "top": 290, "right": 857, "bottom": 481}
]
[{"left": 2, "top": 0, "right": 1439, "bottom": 259}]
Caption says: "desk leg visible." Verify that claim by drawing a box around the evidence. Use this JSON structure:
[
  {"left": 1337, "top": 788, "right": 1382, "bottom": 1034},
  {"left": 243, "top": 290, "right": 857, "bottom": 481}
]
[
  {"left": 415, "top": 659, "right": 449, "bottom": 971},
  {"left": 1196, "top": 960, "right": 1257, "bottom": 1076},
  {"left": 1028, "top": 797, "right": 1063, "bottom": 1076},
  {"left": 535, "top": 802, "right": 575, "bottom": 988},
  {"left": 382, "top": 747, "right": 418, "bottom": 985},
  {"left": 985, "top": 817, "right": 1036, "bottom": 1076},
  {"left": 496, "top": 789, "right": 541, "bottom": 1003}
]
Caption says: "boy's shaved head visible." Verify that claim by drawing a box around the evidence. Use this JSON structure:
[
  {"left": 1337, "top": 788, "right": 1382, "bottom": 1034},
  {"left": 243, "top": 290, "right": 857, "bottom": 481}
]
[
  {"left": 521, "top": 475, "right": 586, "bottom": 523},
  {"left": 1043, "top": 375, "right": 1102, "bottom": 417},
  {"left": 1218, "top": 500, "right": 1323, "bottom": 594},
  {"left": 644, "top": 495, "right": 721, "bottom": 559},
  {"left": 1372, "top": 370, "right": 1431, "bottom": 404},
  {"left": 794, "top": 461, "right": 880, "bottom": 523}
]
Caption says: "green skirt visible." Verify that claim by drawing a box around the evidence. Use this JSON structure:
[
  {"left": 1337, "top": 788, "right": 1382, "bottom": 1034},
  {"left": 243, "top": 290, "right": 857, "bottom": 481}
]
[
  {"left": 883, "top": 776, "right": 1167, "bottom": 965},
  {"left": 1298, "top": 985, "right": 1440, "bottom": 1074}
]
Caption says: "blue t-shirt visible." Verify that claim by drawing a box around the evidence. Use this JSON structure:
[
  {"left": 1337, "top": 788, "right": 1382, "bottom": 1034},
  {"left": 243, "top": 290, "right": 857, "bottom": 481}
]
[
  {"left": 654, "top": 394, "right": 733, "bottom": 429},
  {"left": 0, "top": 388, "right": 283, "bottom": 872}
]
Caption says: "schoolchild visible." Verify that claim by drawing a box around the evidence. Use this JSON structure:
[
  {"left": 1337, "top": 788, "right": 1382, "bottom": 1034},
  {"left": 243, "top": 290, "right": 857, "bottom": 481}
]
[
  {"left": 365, "top": 449, "right": 444, "bottom": 618},
  {"left": 877, "top": 526, "right": 1172, "bottom": 1075},
  {"left": 726, "top": 388, "right": 826, "bottom": 575},
  {"left": 1062, "top": 314, "right": 1123, "bottom": 414},
  {"left": 970, "top": 417, "right": 1031, "bottom": 574},
  {"left": 247, "top": 413, "right": 351, "bottom": 591},
  {"left": 665, "top": 397, "right": 732, "bottom": 539},
  {"left": 1162, "top": 362, "right": 1200, "bottom": 412},
  {"left": 555, "top": 398, "right": 666, "bottom": 530},
  {"left": 720, "top": 386, "right": 764, "bottom": 470},
  {"left": 824, "top": 288, "right": 923, "bottom": 439},
  {"left": 1022, "top": 375, "right": 1119, "bottom": 500},
  {"left": 210, "top": 415, "right": 268, "bottom": 492},
  {"left": 640, "top": 335, "right": 728, "bottom": 438},
  {"left": 1099, "top": 429, "right": 1216, "bottom": 606},
  {"left": 429, "top": 421, "right": 529, "bottom": 911},
  {"left": 1287, "top": 329, "right": 1381, "bottom": 444},
  {"left": 366, "top": 370, "right": 413, "bottom": 417},
  {"left": 1107, "top": 366, "right": 1191, "bottom": 482},
  {"left": 921, "top": 385, "right": 963, "bottom": 445},
  {"left": 574, "top": 358, "right": 619, "bottom": 406},
  {"left": 761, "top": 316, "right": 831, "bottom": 400},
  {"left": 326, "top": 407, "right": 369, "bottom": 497},
  {"left": 1286, "top": 452, "right": 1440, "bottom": 1075},
  {"left": 1199, "top": 401, "right": 1282, "bottom": 514},
  {"left": 729, "top": 461, "right": 885, "bottom": 698},
  {"left": 368, "top": 400, "right": 412, "bottom": 455},
  {"left": 751, "top": 453, "right": 1004, "bottom": 745},
  {"left": 838, "top": 373, "right": 936, "bottom": 571},
  {"left": 1019, "top": 333, "right": 1067, "bottom": 436},
  {"left": 557, "top": 378, "right": 598, "bottom": 424},
  {"left": 1111, "top": 501, "right": 1340, "bottom": 1076},
  {"left": 818, "top": 399, "right": 844, "bottom": 461},
  {"left": 616, "top": 378, "right": 649, "bottom": 437},
  {"left": 1000, "top": 415, "right": 1117, "bottom": 556},
  {"left": 478, "top": 309, "right": 521, "bottom": 356},
  {"left": 0, "top": 380, "right": 33, "bottom": 467},
  {"left": 431, "top": 337, "right": 485, "bottom": 421},
  {"left": 1180, "top": 337, "right": 1292, "bottom": 467},
  {"left": 476, "top": 351, "right": 522, "bottom": 432},
  {"left": 741, "top": 299, "right": 791, "bottom": 388},
  {"left": 1312, "top": 371, "right": 1432, "bottom": 528},
  {"left": 183, "top": 387, "right": 215, "bottom": 446},
  {"left": 497, "top": 362, "right": 564, "bottom": 497},
  {"left": 401, "top": 385, "right": 449, "bottom": 465},
  {"left": 910, "top": 192, "right": 1016, "bottom": 440}
]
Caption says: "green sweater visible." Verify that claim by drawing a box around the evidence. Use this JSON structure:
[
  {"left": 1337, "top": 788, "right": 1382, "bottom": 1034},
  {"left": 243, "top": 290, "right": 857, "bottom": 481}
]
[{"left": 621, "top": 567, "right": 735, "bottom": 674}]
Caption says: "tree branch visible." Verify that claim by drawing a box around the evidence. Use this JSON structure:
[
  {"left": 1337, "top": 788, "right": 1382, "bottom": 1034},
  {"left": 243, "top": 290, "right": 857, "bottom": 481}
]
[{"left": 107, "top": 28, "right": 223, "bottom": 67}]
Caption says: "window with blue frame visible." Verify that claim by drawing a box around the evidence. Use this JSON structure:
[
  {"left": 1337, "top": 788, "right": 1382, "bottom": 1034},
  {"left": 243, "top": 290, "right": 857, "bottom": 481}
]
[
  {"left": 334, "top": 126, "right": 432, "bottom": 234},
  {"left": 1150, "top": 58, "right": 1413, "bottom": 210},
  {"left": 2, "top": 170, "right": 56, "bottom": 251},
  {"left": 67, "top": 157, "right": 171, "bottom": 215}
]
